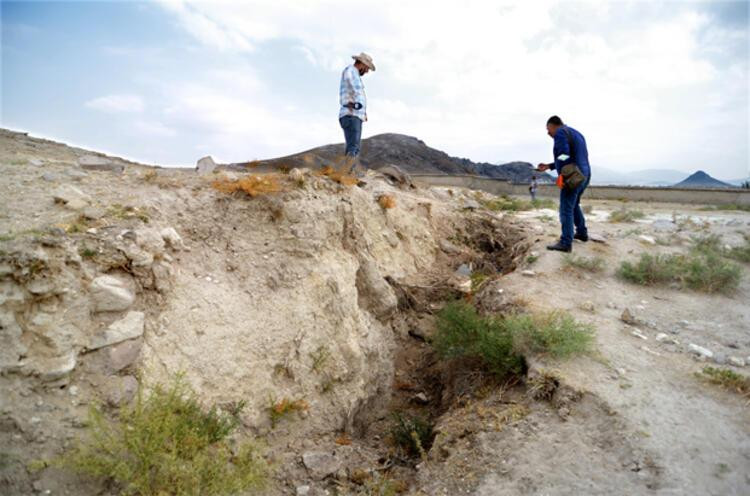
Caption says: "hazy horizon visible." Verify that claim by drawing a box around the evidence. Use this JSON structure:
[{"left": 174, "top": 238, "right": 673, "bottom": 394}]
[{"left": 2, "top": 1, "right": 748, "bottom": 179}]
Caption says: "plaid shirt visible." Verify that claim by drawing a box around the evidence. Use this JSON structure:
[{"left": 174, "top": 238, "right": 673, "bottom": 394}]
[{"left": 339, "top": 64, "right": 367, "bottom": 121}]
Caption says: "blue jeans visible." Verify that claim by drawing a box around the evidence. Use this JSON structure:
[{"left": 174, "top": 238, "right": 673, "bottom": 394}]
[
  {"left": 559, "top": 175, "right": 590, "bottom": 247},
  {"left": 339, "top": 115, "right": 362, "bottom": 156}
]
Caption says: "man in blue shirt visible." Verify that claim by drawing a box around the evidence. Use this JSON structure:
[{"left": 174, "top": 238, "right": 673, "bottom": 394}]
[
  {"left": 339, "top": 52, "right": 375, "bottom": 174},
  {"left": 537, "top": 115, "right": 591, "bottom": 252}
]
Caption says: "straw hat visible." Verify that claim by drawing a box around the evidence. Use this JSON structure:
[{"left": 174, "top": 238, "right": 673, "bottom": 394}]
[{"left": 352, "top": 52, "right": 376, "bottom": 71}]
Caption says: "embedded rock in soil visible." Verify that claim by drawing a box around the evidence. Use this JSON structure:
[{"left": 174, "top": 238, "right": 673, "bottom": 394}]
[
  {"left": 89, "top": 311, "right": 145, "bottom": 350},
  {"left": 89, "top": 275, "right": 135, "bottom": 312},
  {"left": 302, "top": 451, "right": 343, "bottom": 480}
]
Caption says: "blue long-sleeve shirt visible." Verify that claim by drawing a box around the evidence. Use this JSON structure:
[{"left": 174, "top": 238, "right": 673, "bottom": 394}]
[{"left": 553, "top": 126, "right": 590, "bottom": 177}]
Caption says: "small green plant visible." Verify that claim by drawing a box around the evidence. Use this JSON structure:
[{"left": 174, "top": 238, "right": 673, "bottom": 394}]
[
  {"left": 310, "top": 345, "right": 331, "bottom": 373},
  {"left": 526, "top": 254, "right": 539, "bottom": 265},
  {"left": 389, "top": 413, "right": 435, "bottom": 459},
  {"left": 64, "top": 376, "right": 266, "bottom": 496},
  {"left": 697, "top": 367, "right": 750, "bottom": 398},
  {"left": 0, "top": 452, "right": 10, "bottom": 470},
  {"left": 563, "top": 254, "right": 604, "bottom": 272},
  {"left": 26, "top": 458, "right": 48, "bottom": 473},
  {"left": 268, "top": 397, "right": 308, "bottom": 428},
  {"left": 726, "top": 236, "right": 750, "bottom": 263},
  {"left": 531, "top": 198, "right": 555, "bottom": 209},
  {"left": 623, "top": 227, "right": 644, "bottom": 237},
  {"left": 79, "top": 246, "right": 97, "bottom": 259},
  {"left": 108, "top": 204, "right": 150, "bottom": 223},
  {"left": 470, "top": 271, "right": 489, "bottom": 291},
  {"left": 608, "top": 208, "right": 645, "bottom": 223},
  {"left": 690, "top": 234, "right": 723, "bottom": 254},
  {"left": 538, "top": 214, "right": 554, "bottom": 223},
  {"left": 701, "top": 203, "right": 750, "bottom": 212},
  {"left": 359, "top": 474, "right": 407, "bottom": 495},
  {"left": 481, "top": 195, "right": 526, "bottom": 212}
]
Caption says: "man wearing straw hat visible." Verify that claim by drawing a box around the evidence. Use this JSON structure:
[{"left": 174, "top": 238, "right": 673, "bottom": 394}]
[{"left": 339, "top": 52, "right": 375, "bottom": 175}]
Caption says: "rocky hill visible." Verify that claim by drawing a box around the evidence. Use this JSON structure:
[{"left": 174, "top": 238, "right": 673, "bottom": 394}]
[
  {"left": 673, "top": 170, "right": 735, "bottom": 189},
  {"left": 240, "top": 133, "right": 553, "bottom": 184}
]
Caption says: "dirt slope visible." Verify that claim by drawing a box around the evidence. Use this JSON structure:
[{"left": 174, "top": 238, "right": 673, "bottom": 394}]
[{"left": 1, "top": 128, "right": 748, "bottom": 496}]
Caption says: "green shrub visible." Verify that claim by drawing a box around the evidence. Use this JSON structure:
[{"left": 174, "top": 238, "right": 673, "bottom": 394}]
[
  {"left": 433, "top": 302, "right": 523, "bottom": 377},
  {"left": 65, "top": 377, "right": 266, "bottom": 496},
  {"left": 690, "top": 234, "right": 723, "bottom": 254},
  {"left": 618, "top": 251, "right": 740, "bottom": 293},
  {"left": 563, "top": 254, "right": 605, "bottom": 272},
  {"left": 434, "top": 303, "right": 593, "bottom": 376},
  {"left": 618, "top": 253, "right": 683, "bottom": 285},
  {"left": 389, "top": 413, "right": 435, "bottom": 458},
  {"left": 608, "top": 208, "right": 645, "bottom": 223},
  {"left": 503, "top": 311, "right": 595, "bottom": 358},
  {"left": 726, "top": 237, "right": 750, "bottom": 263},
  {"left": 683, "top": 251, "right": 741, "bottom": 293}
]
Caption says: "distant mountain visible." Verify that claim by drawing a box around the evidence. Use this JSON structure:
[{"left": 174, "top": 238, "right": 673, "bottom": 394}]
[
  {"left": 673, "top": 170, "right": 735, "bottom": 189},
  {"left": 591, "top": 167, "right": 689, "bottom": 186},
  {"left": 241, "top": 133, "right": 553, "bottom": 184}
]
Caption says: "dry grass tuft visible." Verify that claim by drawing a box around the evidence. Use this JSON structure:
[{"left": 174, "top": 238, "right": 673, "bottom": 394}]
[
  {"left": 211, "top": 174, "right": 284, "bottom": 197},
  {"left": 317, "top": 165, "right": 358, "bottom": 186},
  {"left": 268, "top": 397, "right": 309, "bottom": 428},
  {"left": 527, "top": 371, "right": 560, "bottom": 401},
  {"left": 378, "top": 194, "right": 397, "bottom": 209},
  {"left": 697, "top": 367, "right": 750, "bottom": 398}
]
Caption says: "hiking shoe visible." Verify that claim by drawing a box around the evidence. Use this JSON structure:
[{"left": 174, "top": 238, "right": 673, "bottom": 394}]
[
  {"left": 574, "top": 233, "right": 589, "bottom": 242},
  {"left": 546, "top": 242, "right": 572, "bottom": 252}
]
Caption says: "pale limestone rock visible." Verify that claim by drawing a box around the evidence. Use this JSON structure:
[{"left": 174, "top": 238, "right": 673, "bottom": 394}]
[
  {"left": 356, "top": 258, "right": 397, "bottom": 321},
  {"left": 136, "top": 227, "right": 165, "bottom": 255},
  {"left": 90, "top": 275, "right": 134, "bottom": 312},
  {"left": 160, "top": 227, "right": 185, "bottom": 250},
  {"left": 89, "top": 311, "right": 145, "bottom": 350},
  {"left": 107, "top": 338, "right": 143, "bottom": 372},
  {"left": 302, "top": 451, "right": 342, "bottom": 480},
  {"left": 0, "top": 310, "right": 26, "bottom": 372},
  {"left": 36, "top": 351, "right": 77, "bottom": 381},
  {"left": 196, "top": 156, "right": 216, "bottom": 175},
  {"left": 52, "top": 184, "right": 91, "bottom": 205}
]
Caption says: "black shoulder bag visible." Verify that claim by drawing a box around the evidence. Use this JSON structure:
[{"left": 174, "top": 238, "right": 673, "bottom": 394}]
[{"left": 560, "top": 127, "right": 586, "bottom": 190}]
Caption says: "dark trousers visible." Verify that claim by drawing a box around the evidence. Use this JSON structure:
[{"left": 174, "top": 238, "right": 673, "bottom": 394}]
[
  {"left": 559, "top": 175, "right": 590, "bottom": 246},
  {"left": 339, "top": 115, "right": 362, "bottom": 156}
]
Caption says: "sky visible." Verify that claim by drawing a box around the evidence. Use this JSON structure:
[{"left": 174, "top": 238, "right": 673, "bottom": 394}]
[{"left": 1, "top": 0, "right": 749, "bottom": 179}]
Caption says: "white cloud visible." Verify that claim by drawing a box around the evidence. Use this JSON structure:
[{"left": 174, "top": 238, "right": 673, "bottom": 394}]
[
  {"left": 85, "top": 94, "right": 145, "bottom": 113},
  {"left": 153, "top": 0, "right": 747, "bottom": 174},
  {"left": 134, "top": 120, "right": 177, "bottom": 137}
]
